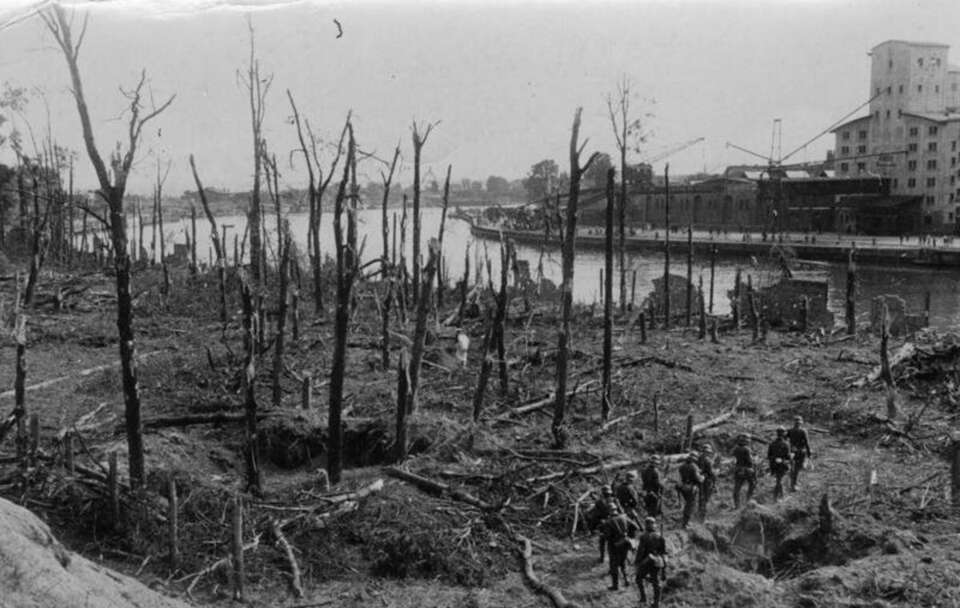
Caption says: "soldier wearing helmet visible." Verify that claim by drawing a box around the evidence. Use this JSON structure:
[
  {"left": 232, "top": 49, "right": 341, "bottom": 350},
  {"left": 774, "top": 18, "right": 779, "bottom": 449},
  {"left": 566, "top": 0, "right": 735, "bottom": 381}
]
[
  {"left": 696, "top": 444, "right": 717, "bottom": 521},
  {"left": 731, "top": 435, "right": 756, "bottom": 508},
  {"left": 676, "top": 453, "right": 704, "bottom": 528},
  {"left": 767, "top": 426, "right": 792, "bottom": 501},
  {"left": 615, "top": 470, "right": 643, "bottom": 525},
  {"left": 635, "top": 516, "right": 668, "bottom": 607},
  {"left": 787, "top": 415, "right": 812, "bottom": 492},
  {"left": 640, "top": 455, "right": 665, "bottom": 518},
  {"left": 591, "top": 484, "right": 620, "bottom": 563}
]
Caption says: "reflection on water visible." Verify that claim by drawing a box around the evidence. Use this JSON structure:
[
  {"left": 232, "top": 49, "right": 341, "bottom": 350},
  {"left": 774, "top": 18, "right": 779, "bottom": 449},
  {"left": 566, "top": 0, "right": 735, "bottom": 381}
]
[{"left": 164, "top": 207, "right": 960, "bottom": 331}]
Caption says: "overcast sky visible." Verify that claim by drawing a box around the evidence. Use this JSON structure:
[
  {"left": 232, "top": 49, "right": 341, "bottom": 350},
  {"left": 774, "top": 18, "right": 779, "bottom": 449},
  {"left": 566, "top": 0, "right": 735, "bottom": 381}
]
[{"left": 2, "top": 0, "right": 960, "bottom": 196}]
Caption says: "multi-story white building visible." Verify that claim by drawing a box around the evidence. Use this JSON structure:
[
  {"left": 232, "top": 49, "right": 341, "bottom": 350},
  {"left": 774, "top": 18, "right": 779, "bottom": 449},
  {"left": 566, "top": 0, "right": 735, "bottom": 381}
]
[{"left": 833, "top": 40, "right": 960, "bottom": 233}]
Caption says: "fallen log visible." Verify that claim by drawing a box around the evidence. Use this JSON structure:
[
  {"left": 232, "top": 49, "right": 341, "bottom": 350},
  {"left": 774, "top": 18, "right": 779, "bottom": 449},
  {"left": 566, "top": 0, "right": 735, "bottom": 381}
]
[
  {"left": 383, "top": 466, "right": 498, "bottom": 511},
  {"left": 691, "top": 409, "right": 736, "bottom": 435},
  {"left": 851, "top": 342, "right": 916, "bottom": 388},
  {"left": 597, "top": 408, "right": 644, "bottom": 434},
  {"left": 517, "top": 536, "right": 580, "bottom": 608},
  {"left": 271, "top": 519, "right": 304, "bottom": 599},
  {"left": 524, "top": 453, "right": 689, "bottom": 486},
  {"left": 502, "top": 380, "right": 599, "bottom": 418},
  {"left": 0, "top": 350, "right": 166, "bottom": 400},
  {"left": 181, "top": 534, "right": 262, "bottom": 596}
]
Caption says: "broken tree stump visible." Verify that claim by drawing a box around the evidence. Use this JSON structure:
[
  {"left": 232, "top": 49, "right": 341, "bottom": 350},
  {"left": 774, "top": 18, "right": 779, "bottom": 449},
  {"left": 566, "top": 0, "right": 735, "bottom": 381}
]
[
  {"left": 880, "top": 301, "right": 892, "bottom": 386},
  {"left": 818, "top": 493, "right": 833, "bottom": 535},
  {"left": 232, "top": 493, "right": 245, "bottom": 601},
  {"left": 168, "top": 475, "right": 179, "bottom": 570},
  {"left": 108, "top": 451, "right": 120, "bottom": 527},
  {"left": 301, "top": 374, "right": 312, "bottom": 410}
]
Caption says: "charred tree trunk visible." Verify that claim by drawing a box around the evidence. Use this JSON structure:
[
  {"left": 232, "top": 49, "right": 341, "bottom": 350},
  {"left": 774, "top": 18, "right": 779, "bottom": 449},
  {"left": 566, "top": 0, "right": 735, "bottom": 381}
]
[
  {"left": 553, "top": 108, "right": 599, "bottom": 449},
  {"left": 395, "top": 349, "right": 410, "bottom": 462},
  {"left": 411, "top": 121, "right": 435, "bottom": 305},
  {"left": 272, "top": 224, "right": 291, "bottom": 408},
  {"left": 685, "top": 223, "right": 693, "bottom": 326},
  {"left": 436, "top": 165, "right": 451, "bottom": 309},
  {"left": 472, "top": 306, "right": 495, "bottom": 422},
  {"left": 328, "top": 122, "right": 357, "bottom": 485},
  {"left": 190, "top": 206, "right": 198, "bottom": 274},
  {"left": 407, "top": 241, "right": 440, "bottom": 414},
  {"left": 601, "top": 168, "right": 615, "bottom": 422},
  {"left": 663, "top": 165, "right": 671, "bottom": 329},
  {"left": 846, "top": 250, "right": 856, "bottom": 335},
  {"left": 709, "top": 244, "right": 716, "bottom": 314},
  {"left": 495, "top": 238, "right": 512, "bottom": 396},
  {"left": 379, "top": 145, "right": 400, "bottom": 370},
  {"left": 189, "top": 155, "right": 227, "bottom": 325},
  {"left": 240, "top": 273, "right": 261, "bottom": 495}
]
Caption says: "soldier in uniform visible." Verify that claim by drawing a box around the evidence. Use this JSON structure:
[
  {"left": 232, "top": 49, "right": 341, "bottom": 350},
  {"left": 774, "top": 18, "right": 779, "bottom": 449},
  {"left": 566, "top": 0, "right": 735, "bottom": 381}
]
[
  {"left": 640, "top": 455, "right": 665, "bottom": 518},
  {"left": 732, "top": 435, "right": 756, "bottom": 508},
  {"left": 616, "top": 470, "right": 643, "bottom": 524},
  {"left": 635, "top": 516, "right": 667, "bottom": 607},
  {"left": 767, "top": 426, "right": 792, "bottom": 501},
  {"left": 696, "top": 444, "right": 716, "bottom": 521},
  {"left": 676, "top": 453, "right": 703, "bottom": 528},
  {"left": 600, "top": 510, "right": 638, "bottom": 591},
  {"left": 590, "top": 485, "right": 620, "bottom": 563},
  {"left": 787, "top": 415, "right": 812, "bottom": 492}
]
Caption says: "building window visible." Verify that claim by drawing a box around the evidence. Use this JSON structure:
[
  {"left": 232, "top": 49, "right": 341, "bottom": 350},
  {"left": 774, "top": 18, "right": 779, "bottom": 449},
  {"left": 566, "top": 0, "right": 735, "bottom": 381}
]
[
  {"left": 840, "top": 146, "right": 850, "bottom": 155},
  {"left": 857, "top": 162, "right": 866, "bottom": 172},
  {"left": 926, "top": 196, "right": 935, "bottom": 206},
  {"left": 908, "top": 160, "right": 918, "bottom": 171},
  {"left": 936, "top": 85, "right": 941, "bottom": 93},
  {"left": 840, "top": 162, "right": 849, "bottom": 172},
  {"left": 950, "top": 213, "right": 954, "bottom": 221},
  {"left": 919, "top": 58, "right": 924, "bottom": 67},
  {"left": 909, "top": 127, "right": 919, "bottom": 137},
  {"left": 893, "top": 178, "right": 899, "bottom": 188},
  {"left": 928, "top": 159, "right": 938, "bottom": 170},
  {"left": 908, "top": 178, "right": 917, "bottom": 187},
  {"left": 886, "top": 110, "right": 891, "bottom": 118},
  {"left": 936, "top": 57, "right": 942, "bottom": 67},
  {"left": 889, "top": 59, "right": 893, "bottom": 70},
  {"left": 929, "top": 142, "right": 938, "bottom": 152},
  {"left": 954, "top": 141, "right": 958, "bottom": 151},
  {"left": 953, "top": 157, "right": 957, "bottom": 167},
  {"left": 929, "top": 126, "right": 939, "bottom": 136},
  {"left": 919, "top": 85, "right": 923, "bottom": 93},
  {"left": 875, "top": 87, "right": 880, "bottom": 96},
  {"left": 858, "top": 130, "right": 867, "bottom": 140},
  {"left": 841, "top": 131, "right": 850, "bottom": 141},
  {"left": 927, "top": 177, "right": 937, "bottom": 187},
  {"left": 952, "top": 175, "right": 956, "bottom": 186},
  {"left": 857, "top": 145, "right": 867, "bottom": 154},
  {"left": 908, "top": 143, "right": 918, "bottom": 152},
  {"left": 899, "top": 84, "right": 904, "bottom": 94}
]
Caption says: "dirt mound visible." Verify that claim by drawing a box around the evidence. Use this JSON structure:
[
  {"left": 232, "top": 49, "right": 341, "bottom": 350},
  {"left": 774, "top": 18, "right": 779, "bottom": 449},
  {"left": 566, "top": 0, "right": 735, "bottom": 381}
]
[{"left": 0, "top": 496, "right": 189, "bottom": 608}]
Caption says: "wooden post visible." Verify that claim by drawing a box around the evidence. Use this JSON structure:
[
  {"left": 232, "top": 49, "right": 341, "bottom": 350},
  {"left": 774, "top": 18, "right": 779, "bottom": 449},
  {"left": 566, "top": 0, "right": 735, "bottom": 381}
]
[
  {"left": 950, "top": 434, "right": 960, "bottom": 506},
  {"left": 924, "top": 291, "right": 931, "bottom": 327},
  {"left": 800, "top": 295, "right": 809, "bottom": 333},
  {"left": 630, "top": 270, "right": 637, "bottom": 311},
  {"left": 601, "top": 168, "right": 615, "bottom": 422},
  {"left": 846, "top": 250, "right": 856, "bottom": 335},
  {"left": 108, "top": 451, "right": 119, "bottom": 526},
  {"left": 395, "top": 349, "right": 409, "bottom": 461},
  {"left": 751, "top": 292, "right": 761, "bottom": 343},
  {"left": 698, "top": 278, "right": 706, "bottom": 340},
  {"left": 190, "top": 206, "right": 198, "bottom": 274},
  {"left": 168, "top": 475, "right": 179, "bottom": 570},
  {"left": 232, "top": 493, "right": 244, "bottom": 601},
  {"left": 29, "top": 414, "right": 38, "bottom": 468},
  {"left": 684, "top": 412, "right": 694, "bottom": 450},
  {"left": 639, "top": 312, "right": 647, "bottom": 344},
  {"left": 818, "top": 493, "right": 833, "bottom": 535},
  {"left": 652, "top": 393, "right": 659, "bottom": 436},
  {"left": 599, "top": 268, "right": 604, "bottom": 306},
  {"left": 301, "top": 374, "right": 312, "bottom": 410},
  {"left": 733, "top": 268, "right": 742, "bottom": 329},
  {"left": 710, "top": 316, "right": 720, "bottom": 344},
  {"left": 685, "top": 222, "right": 693, "bottom": 326},
  {"left": 708, "top": 244, "right": 716, "bottom": 314},
  {"left": 663, "top": 165, "right": 671, "bottom": 329},
  {"left": 878, "top": 301, "right": 893, "bottom": 386},
  {"left": 64, "top": 432, "right": 74, "bottom": 473}
]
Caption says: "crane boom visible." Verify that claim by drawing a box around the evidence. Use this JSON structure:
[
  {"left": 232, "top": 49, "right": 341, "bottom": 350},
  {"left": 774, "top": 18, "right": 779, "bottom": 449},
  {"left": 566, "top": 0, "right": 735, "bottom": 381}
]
[{"left": 644, "top": 137, "right": 705, "bottom": 165}]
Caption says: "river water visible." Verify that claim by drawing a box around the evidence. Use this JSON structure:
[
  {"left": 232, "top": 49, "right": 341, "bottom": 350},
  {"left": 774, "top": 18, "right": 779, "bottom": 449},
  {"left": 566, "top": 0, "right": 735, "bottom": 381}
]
[{"left": 158, "top": 207, "right": 960, "bottom": 331}]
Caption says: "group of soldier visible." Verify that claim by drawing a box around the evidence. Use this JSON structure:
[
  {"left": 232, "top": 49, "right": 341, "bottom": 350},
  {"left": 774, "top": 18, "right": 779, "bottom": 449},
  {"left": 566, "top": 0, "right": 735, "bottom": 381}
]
[{"left": 589, "top": 416, "right": 812, "bottom": 607}]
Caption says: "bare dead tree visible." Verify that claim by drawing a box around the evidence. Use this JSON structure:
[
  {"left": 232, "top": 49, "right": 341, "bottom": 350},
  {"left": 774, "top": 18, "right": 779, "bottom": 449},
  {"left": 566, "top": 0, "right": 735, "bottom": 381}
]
[
  {"left": 410, "top": 120, "right": 437, "bottom": 304},
  {"left": 407, "top": 239, "right": 440, "bottom": 415},
  {"left": 272, "top": 221, "right": 292, "bottom": 408},
  {"left": 495, "top": 237, "right": 513, "bottom": 396},
  {"left": 189, "top": 155, "right": 227, "bottom": 324},
  {"left": 380, "top": 144, "right": 400, "bottom": 370},
  {"left": 436, "top": 165, "right": 451, "bottom": 309},
  {"left": 553, "top": 108, "right": 599, "bottom": 449},
  {"left": 328, "top": 119, "right": 357, "bottom": 485},
  {"left": 154, "top": 158, "right": 172, "bottom": 296},
  {"left": 287, "top": 90, "right": 348, "bottom": 313},
  {"left": 42, "top": 5, "right": 174, "bottom": 489},
  {"left": 240, "top": 17, "right": 272, "bottom": 287},
  {"left": 607, "top": 76, "right": 652, "bottom": 313},
  {"left": 239, "top": 271, "right": 261, "bottom": 495},
  {"left": 601, "top": 167, "right": 615, "bottom": 422}
]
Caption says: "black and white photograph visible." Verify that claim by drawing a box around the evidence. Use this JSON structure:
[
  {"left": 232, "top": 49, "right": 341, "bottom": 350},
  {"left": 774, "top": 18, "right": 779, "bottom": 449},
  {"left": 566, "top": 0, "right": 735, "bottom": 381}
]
[{"left": 0, "top": 0, "right": 959, "bottom": 606}]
